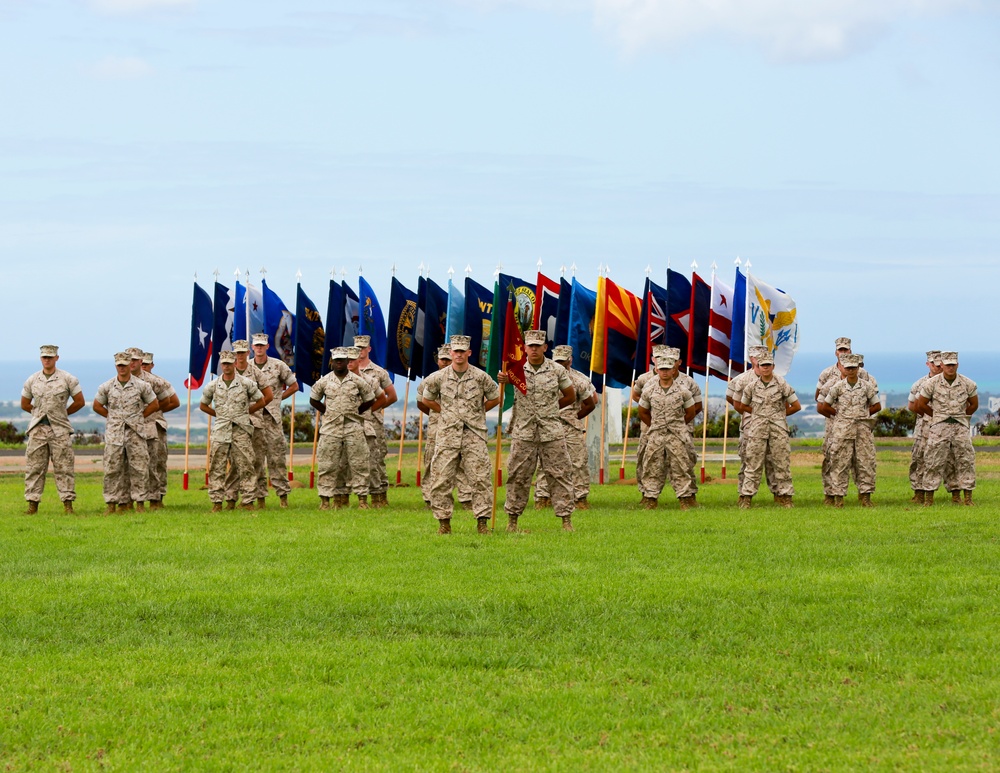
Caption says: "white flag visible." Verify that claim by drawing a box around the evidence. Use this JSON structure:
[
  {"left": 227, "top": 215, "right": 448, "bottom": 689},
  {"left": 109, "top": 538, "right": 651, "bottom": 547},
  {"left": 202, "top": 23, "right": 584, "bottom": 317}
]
[{"left": 746, "top": 273, "right": 799, "bottom": 376}]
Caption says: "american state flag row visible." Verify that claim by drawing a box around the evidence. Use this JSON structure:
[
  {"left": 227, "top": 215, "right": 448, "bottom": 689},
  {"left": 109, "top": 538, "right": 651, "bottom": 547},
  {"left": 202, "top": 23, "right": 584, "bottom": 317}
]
[{"left": 184, "top": 267, "right": 800, "bottom": 392}]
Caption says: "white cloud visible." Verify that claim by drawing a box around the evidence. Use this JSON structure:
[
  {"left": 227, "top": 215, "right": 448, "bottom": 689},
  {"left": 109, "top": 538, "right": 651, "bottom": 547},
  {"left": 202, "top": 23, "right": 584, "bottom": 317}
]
[
  {"left": 89, "top": 0, "right": 194, "bottom": 13},
  {"left": 89, "top": 55, "right": 153, "bottom": 79},
  {"left": 592, "top": 0, "right": 975, "bottom": 62}
]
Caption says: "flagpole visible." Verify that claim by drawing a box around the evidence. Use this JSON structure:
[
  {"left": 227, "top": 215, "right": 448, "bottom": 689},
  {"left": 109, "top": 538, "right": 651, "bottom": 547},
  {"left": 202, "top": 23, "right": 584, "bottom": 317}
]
[
  {"left": 183, "top": 378, "right": 193, "bottom": 490},
  {"left": 415, "top": 410, "right": 424, "bottom": 487},
  {"left": 395, "top": 371, "right": 411, "bottom": 485},
  {"left": 721, "top": 361, "right": 733, "bottom": 480},
  {"left": 699, "top": 263, "right": 717, "bottom": 484},
  {"left": 619, "top": 375, "right": 635, "bottom": 480},
  {"left": 288, "top": 392, "right": 296, "bottom": 482}
]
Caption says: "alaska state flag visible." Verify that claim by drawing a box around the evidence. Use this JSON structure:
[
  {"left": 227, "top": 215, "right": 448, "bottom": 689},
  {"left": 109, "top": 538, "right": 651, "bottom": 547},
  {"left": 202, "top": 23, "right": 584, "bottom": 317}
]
[{"left": 185, "top": 282, "right": 213, "bottom": 389}]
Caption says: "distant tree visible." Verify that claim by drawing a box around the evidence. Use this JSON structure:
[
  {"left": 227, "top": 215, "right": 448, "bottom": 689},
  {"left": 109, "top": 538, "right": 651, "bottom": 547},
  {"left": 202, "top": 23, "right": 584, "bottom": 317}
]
[
  {"left": 873, "top": 408, "right": 917, "bottom": 437},
  {"left": 974, "top": 410, "right": 1000, "bottom": 436},
  {"left": 281, "top": 406, "right": 316, "bottom": 444},
  {"left": 0, "top": 421, "right": 25, "bottom": 443}
]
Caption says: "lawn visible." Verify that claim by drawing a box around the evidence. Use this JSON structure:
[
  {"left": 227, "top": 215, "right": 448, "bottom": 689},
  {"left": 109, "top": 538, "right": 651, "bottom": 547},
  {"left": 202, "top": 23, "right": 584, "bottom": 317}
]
[{"left": 1, "top": 449, "right": 999, "bottom": 771}]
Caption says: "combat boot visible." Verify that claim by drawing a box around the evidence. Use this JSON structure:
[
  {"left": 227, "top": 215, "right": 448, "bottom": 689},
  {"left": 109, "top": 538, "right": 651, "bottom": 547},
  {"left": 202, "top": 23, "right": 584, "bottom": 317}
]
[
  {"left": 211, "top": 502, "right": 223, "bottom": 513},
  {"left": 824, "top": 494, "right": 835, "bottom": 506},
  {"left": 911, "top": 490, "right": 925, "bottom": 505},
  {"left": 641, "top": 496, "right": 658, "bottom": 510},
  {"left": 477, "top": 517, "right": 490, "bottom": 535},
  {"left": 149, "top": 499, "right": 163, "bottom": 511},
  {"left": 679, "top": 496, "right": 692, "bottom": 511},
  {"left": 738, "top": 495, "right": 752, "bottom": 510},
  {"left": 561, "top": 515, "right": 574, "bottom": 532},
  {"left": 438, "top": 518, "right": 452, "bottom": 535},
  {"left": 575, "top": 497, "right": 590, "bottom": 510},
  {"left": 226, "top": 499, "right": 236, "bottom": 511},
  {"left": 239, "top": 501, "right": 256, "bottom": 511},
  {"left": 534, "top": 497, "right": 551, "bottom": 509},
  {"left": 506, "top": 514, "right": 519, "bottom": 533},
  {"left": 374, "top": 492, "right": 388, "bottom": 509},
  {"left": 859, "top": 492, "right": 874, "bottom": 508},
  {"left": 63, "top": 501, "right": 74, "bottom": 515},
  {"left": 120, "top": 501, "right": 134, "bottom": 512},
  {"left": 104, "top": 503, "right": 117, "bottom": 515},
  {"left": 951, "top": 490, "right": 961, "bottom": 505},
  {"left": 279, "top": 495, "right": 288, "bottom": 509},
  {"left": 357, "top": 495, "right": 370, "bottom": 510},
  {"left": 963, "top": 490, "right": 974, "bottom": 506},
  {"left": 780, "top": 495, "right": 794, "bottom": 509},
  {"left": 333, "top": 494, "right": 349, "bottom": 509},
  {"left": 136, "top": 501, "right": 146, "bottom": 512},
  {"left": 319, "top": 497, "right": 331, "bottom": 511},
  {"left": 832, "top": 496, "right": 844, "bottom": 509},
  {"left": 24, "top": 500, "right": 39, "bottom": 515},
  {"left": 923, "top": 490, "right": 934, "bottom": 507}
]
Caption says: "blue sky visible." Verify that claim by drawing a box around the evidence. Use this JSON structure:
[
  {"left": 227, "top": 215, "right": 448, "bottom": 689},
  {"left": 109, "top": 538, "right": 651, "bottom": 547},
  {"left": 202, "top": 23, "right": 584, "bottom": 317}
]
[{"left": 2, "top": 0, "right": 998, "bottom": 362}]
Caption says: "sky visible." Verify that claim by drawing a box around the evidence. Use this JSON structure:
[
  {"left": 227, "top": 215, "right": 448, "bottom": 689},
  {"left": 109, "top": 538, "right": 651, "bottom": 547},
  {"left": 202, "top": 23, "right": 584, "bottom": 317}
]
[{"left": 2, "top": 0, "right": 999, "bottom": 364}]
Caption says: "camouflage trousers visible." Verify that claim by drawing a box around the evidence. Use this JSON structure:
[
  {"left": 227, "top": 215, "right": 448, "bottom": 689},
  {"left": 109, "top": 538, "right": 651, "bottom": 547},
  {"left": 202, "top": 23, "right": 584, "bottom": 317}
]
[
  {"left": 739, "top": 427, "right": 794, "bottom": 497},
  {"left": 256, "top": 414, "right": 290, "bottom": 498},
  {"left": 908, "top": 425, "right": 925, "bottom": 491},
  {"left": 923, "top": 422, "right": 975, "bottom": 492},
  {"left": 505, "top": 436, "right": 574, "bottom": 519},
  {"left": 429, "top": 429, "right": 493, "bottom": 520},
  {"left": 738, "top": 433, "right": 779, "bottom": 495},
  {"left": 24, "top": 425, "right": 76, "bottom": 503},
  {"left": 224, "top": 422, "right": 266, "bottom": 502},
  {"left": 209, "top": 427, "right": 256, "bottom": 505},
  {"left": 422, "top": 436, "right": 475, "bottom": 505},
  {"left": 640, "top": 431, "right": 697, "bottom": 500},
  {"left": 146, "top": 424, "right": 168, "bottom": 501},
  {"left": 365, "top": 423, "right": 389, "bottom": 495},
  {"left": 318, "top": 427, "right": 370, "bottom": 497},
  {"left": 635, "top": 426, "right": 649, "bottom": 487},
  {"left": 827, "top": 428, "right": 876, "bottom": 495},
  {"left": 103, "top": 429, "right": 150, "bottom": 505},
  {"left": 535, "top": 430, "right": 589, "bottom": 501}
]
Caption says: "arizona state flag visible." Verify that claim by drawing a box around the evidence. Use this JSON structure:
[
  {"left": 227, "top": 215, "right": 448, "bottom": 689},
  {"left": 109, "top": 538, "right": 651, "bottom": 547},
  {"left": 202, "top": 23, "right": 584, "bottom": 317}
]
[
  {"left": 502, "top": 292, "right": 527, "bottom": 395},
  {"left": 603, "top": 278, "right": 643, "bottom": 388}
]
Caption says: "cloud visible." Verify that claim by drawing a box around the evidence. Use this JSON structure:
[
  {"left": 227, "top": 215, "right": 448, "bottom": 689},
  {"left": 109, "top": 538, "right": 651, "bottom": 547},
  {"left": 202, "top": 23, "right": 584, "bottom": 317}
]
[
  {"left": 591, "top": 0, "right": 975, "bottom": 62},
  {"left": 89, "top": 0, "right": 194, "bottom": 13},
  {"left": 89, "top": 54, "right": 153, "bottom": 79}
]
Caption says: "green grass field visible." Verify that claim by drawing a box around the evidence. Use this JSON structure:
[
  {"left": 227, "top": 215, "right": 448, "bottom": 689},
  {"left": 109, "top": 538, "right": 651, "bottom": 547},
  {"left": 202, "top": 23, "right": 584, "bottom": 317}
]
[{"left": 2, "top": 449, "right": 999, "bottom": 771}]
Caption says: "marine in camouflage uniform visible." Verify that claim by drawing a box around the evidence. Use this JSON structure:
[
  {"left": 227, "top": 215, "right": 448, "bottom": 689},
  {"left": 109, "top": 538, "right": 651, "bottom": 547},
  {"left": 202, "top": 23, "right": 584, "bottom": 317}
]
[
  {"left": 356, "top": 335, "right": 397, "bottom": 508},
  {"left": 498, "top": 330, "right": 577, "bottom": 532},
  {"left": 727, "top": 346, "right": 781, "bottom": 498},
  {"left": 817, "top": 358, "right": 878, "bottom": 503},
  {"left": 200, "top": 350, "right": 266, "bottom": 511},
  {"left": 917, "top": 352, "right": 978, "bottom": 506},
  {"left": 421, "top": 335, "right": 502, "bottom": 534},
  {"left": 815, "top": 338, "right": 853, "bottom": 499},
  {"left": 907, "top": 351, "right": 956, "bottom": 503},
  {"left": 250, "top": 333, "right": 299, "bottom": 508},
  {"left": 344, "top": 347, "right": 386, "bottom": 500},
  {"left": 93, "top": 353, "right": 159, "bottom": 513},
  {"left": 733, "top": 352, "right": 801, "bottom": 508},
  {"left": 535, "top": 345, "right": 596, "bottom": 508},
  {"left": 128, "top": 348, "right": 179, "bottom": 510},
  {"left": 637, "top": 357, "right": 698, "bottom": 509},
  {"left": 223, "top": 341, "right": 274, "bottom": 508},
  {"left": 21, "top": 344, "right": 85, "bottom": 514},
  {"left": 818, "top": 354, "right": 881, "bottom": 507},
  {"left": 310, "top": 348, "right": 376, "bottom": 510}
]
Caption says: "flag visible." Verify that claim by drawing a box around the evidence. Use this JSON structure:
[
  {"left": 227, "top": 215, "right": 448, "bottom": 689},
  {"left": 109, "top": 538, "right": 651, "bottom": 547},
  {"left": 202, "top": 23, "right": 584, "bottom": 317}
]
[
  {"left": 322, "top": 280, "right": 345, "bottom": 375},
  {"left": 729, "top": 268, "right": 747, "bottom": 367},
  {"left": 446, "top": 279, "right": 465, "bottom": 340},
  {"left": 234, "top": 279, "right": 264, "bottom": 342},
  {"left": 602, "top": 278, "right": 643, "bottom": 388},
  {"left": 185, "top": 282, "right": 213, "bottom": 389},
  {"left": 211, "top": 281, "right": 233, "bottom": 374},
  {"left": 385, "top": 277, "right": 418, "bottom": 378},
  {"left": 567, "top": 278, "right": 597, "bottom": 373},
  {"left": 422, "top": 279, "right": 449, "bottom": 378},
  {"left": 746, "top": 273, "right": 799, "bottom": 376},
  {"left": 533, "top": 272, "right": 561, "bottom": 352},
  {"left": 553, "top": 278, "right": 572, "bottom": 346},
  {"left": 502, "top": 292, "right": 527, "bottom": 395},
  {"left": 634, "top": 278, "right": 669, "bottom": 372},
  {"left": 590, "top": 276, "right": 608, "bottom": 376},
  {"left": 708, "top": 275, "right": 741, "bottom": 380},
  {"left": 262, "top": 279, "right": 295, "bottom": 367},
  {"left": 359, "top": 276, "right": 387, "bottom": 367},
  {"left": 463, "top": 276, "right": 494, "bottom": 368},
  {"left": 294, "top": 284, "right": 325, "bottom": 388},
  {"left": 341, "top": 281, "right": 359, "bottom": 348},
  {"left": 486, "top": 273, "right": 533, "bottom": 402},
  {"left": 666, "top": 269, "right": 692, "bottom": 368},
  {"left": 687, "top": 272, "right": 711, "bottom": 375},
  {"left": 411, "top": 276, "right": 427, "bottom": 380}
]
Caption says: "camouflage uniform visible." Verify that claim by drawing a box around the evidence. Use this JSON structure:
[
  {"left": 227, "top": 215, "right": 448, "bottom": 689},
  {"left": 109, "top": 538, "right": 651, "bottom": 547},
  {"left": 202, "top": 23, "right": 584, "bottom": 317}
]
[
  {"left": 505, "top": 359, "right": 576, "bottom": 519},
  {"left": 422, "top": 365, "right": 500, "bottom": 521},
  {"left": 22, "top": 368, "right": 82, "bottom": 503},
  {"left": 908, "top": 374, "right": 930, "bottom": 491},
  {"left": 224, "top": 362, "right": 269, "bottom": 502},
  {"left": 821, "top": 378, "right": 880, "bottom": 496},
  {"left": 920, "top": 373, "right": 977, "bottom": 492},
  {"left": 251, "top": 356, "right": 297, "bottom": 499},
  {"left": 311, "top": 372, "right": 375, "bottom": 497},
  {"left": 535, "top": 367, "right": 594, "bottom": 502},
  {"left": 339, "top": 365, "right": 384, "bottom": 497},
  {"left": 418, "top": 378, "right": 477, "bottom": 507},
  {"left": 360, "top": 361, "right": 393, "bottom": 496},
  {"left": 817, "top": 367, "right": 877, "bottom": 495},
  {"left": 638, "top": 379, "right": 697, "bottom": 500},
  {"left": 136, "top": 370, "right": 176, "bottom": 502},
  {"left": 635, "top": 368, "right": 701, "bottom": 488},
  {"left": 737, "top": 375, "right": 798, "bottom": 498},
  {"left": 202, "top": 375, "right": 263, "bottom": 505},
  {"left": 729, "top": 368, "right": 779, "bottom": 496},
  {"left": 95, "top": 376, "right": 157, "bottom": 505}
]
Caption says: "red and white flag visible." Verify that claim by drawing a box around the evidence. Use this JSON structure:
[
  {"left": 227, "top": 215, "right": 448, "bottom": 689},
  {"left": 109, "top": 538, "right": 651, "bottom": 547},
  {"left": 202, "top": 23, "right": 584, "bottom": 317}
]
[{"left": 707, "top": 276, "right": 742, "bottom": 380}]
